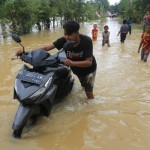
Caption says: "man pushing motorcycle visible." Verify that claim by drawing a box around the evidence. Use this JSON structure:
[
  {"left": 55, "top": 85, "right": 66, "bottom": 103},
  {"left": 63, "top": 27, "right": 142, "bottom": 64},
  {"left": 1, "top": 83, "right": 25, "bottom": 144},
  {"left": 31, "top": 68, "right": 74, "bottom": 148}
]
[{"left": 16, "top": 21, "right": 97, "bottom": 99}]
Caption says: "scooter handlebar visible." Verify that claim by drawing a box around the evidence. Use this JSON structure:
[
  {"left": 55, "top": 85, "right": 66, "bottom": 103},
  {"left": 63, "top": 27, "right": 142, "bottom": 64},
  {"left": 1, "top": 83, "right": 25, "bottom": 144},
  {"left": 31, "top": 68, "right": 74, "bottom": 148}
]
[
  {"left": 57, "top": 41, "right": 75, "bottom": 64},
  {"left": 63, "top": 41, "right": 75, "bottom": 51}
]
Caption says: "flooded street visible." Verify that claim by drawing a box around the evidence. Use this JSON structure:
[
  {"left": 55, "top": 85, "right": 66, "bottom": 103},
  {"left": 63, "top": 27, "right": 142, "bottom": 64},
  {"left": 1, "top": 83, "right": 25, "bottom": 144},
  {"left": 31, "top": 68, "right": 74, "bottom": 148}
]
[{"left": 0, "top": 18, "right": 150, "bottom": 150}]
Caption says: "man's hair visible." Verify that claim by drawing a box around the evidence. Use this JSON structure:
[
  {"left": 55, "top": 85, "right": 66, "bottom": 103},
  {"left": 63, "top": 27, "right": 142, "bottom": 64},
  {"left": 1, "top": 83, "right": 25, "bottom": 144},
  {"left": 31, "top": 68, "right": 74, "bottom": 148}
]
[
  {"left": 123, "top": 19, "right": 127, "bottom": 24},
  {"left": 63, "top": 21, "right": 80, "bottom": 35},
  {"left": 94, "top": 24, "right": 97, "bottom": 27},
  {"left": 104, "top": 25, "right": 109, "bottom": 29}
]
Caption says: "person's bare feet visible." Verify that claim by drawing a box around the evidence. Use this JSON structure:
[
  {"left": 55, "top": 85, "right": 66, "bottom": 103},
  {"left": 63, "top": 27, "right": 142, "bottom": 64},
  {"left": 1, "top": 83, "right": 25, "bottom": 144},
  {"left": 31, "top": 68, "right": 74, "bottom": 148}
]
[{"left": 85, "top": 91, "right": 94, "bottom": 99}]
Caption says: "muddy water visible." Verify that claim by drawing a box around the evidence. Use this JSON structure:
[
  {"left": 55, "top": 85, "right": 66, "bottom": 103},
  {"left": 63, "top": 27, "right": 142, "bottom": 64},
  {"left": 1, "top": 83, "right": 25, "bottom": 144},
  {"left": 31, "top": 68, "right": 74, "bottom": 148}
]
[{"left": 0, "top": 18, "right": 150, "bottom": 150}]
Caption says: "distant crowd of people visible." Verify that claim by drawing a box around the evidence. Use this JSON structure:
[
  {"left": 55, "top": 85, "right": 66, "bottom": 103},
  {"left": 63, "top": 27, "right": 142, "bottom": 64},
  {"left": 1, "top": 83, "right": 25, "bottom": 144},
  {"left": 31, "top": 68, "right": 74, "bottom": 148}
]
[
  {"left": 91, "top": 18, "right": 132, "bottom": 46},
  {"left": 91, "top": 12, "right": 150, "bottom": 63}
]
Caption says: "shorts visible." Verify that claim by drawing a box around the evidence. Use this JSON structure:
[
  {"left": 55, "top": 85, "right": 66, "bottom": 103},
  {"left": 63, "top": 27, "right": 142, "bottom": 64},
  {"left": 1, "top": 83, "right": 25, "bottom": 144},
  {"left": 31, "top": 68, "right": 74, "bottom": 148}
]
[
  {"left": 120, "top": 33, "right": 127, "bottom": 42},
  {"left": 141, "top": 48, "right": 150, "bottom": 62},
  {"left": 77, "top": 71, "right": 96, "bottom": 92},
  {"left": 102, "top": 39, "right": 110, "bottom": 45},
  {"left": 92, "top": 36, "right": 97, "bottom": 41}
]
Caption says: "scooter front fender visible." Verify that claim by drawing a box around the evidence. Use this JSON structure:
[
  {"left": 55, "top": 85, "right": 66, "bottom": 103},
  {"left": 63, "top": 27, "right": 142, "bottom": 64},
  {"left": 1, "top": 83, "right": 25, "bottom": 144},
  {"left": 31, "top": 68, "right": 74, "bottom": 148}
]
[{"left": 12, "top": 104, "right": 40, "bottom": 130}]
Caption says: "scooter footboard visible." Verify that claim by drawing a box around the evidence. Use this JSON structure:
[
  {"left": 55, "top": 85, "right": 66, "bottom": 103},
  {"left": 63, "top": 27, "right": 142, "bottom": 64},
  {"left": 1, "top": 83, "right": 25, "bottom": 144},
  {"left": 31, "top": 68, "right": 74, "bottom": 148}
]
[{"left": 12, "top": 104, "right": 40, "bottom": 130}]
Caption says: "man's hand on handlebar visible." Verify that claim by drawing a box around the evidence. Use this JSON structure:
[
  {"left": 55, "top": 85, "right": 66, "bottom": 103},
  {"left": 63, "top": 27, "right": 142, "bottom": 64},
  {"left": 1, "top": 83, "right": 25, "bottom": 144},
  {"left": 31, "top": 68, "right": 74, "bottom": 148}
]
[
  {"left": 15, "top": 50, "right": 23, "bottom": 57},
  {"left": 64, "top": 59, "right": 74, "bottom": 66}
]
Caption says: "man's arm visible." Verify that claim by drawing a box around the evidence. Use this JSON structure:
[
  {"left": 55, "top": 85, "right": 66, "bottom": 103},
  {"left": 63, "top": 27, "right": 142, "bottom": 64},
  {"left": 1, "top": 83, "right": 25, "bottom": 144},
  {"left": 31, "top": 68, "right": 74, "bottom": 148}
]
[
  {"left": 117, "top": 30, "right": 121, "bottom": 36},
  {"left": 138, "top": 41, "right": 142, "bottom": 53},
  {"left": 40, "top": 43, "right": 55, "bottom": 51},
  {"left": 117, "top": 26, "right": 121, "bottom": 36},
  {"left": 16, "top": 43, "right": 55, "bottom": 56}
]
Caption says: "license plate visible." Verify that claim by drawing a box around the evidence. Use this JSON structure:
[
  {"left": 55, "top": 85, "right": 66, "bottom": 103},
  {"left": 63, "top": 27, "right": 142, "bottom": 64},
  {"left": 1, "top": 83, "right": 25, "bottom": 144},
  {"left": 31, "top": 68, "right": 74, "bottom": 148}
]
[{"left": 16, "top": 70, "right": 44, "bottom": 85}]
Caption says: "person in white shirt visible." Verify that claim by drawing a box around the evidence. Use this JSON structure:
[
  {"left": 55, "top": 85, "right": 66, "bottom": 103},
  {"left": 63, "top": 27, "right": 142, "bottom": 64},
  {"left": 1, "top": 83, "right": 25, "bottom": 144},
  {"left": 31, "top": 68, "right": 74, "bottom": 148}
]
[{"left": 102, "top": 25, "right": 110, "bottom": 47}]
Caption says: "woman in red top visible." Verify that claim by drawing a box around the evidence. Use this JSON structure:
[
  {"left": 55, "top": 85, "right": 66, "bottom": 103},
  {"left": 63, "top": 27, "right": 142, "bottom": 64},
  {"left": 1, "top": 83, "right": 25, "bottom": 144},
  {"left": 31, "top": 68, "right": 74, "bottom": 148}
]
[
  {"left": 91, "top": 24, "right": 98, "bottom": 41},
  {"left": 138, "top": 26, "right": 150, "bottom": 62}
]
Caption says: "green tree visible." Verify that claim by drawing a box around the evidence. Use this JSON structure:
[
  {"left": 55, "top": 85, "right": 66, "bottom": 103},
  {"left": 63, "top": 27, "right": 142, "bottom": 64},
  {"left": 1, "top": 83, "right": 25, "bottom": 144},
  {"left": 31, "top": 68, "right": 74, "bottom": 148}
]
[
  {"left": 3, "top": 0, "right": 35, "bottom": 34},
  {"left": 119, "top": 0, "right": 150, "bottom": 23},
  {"left": 108, "top": 3, "right": 120, "bottom": 15}
]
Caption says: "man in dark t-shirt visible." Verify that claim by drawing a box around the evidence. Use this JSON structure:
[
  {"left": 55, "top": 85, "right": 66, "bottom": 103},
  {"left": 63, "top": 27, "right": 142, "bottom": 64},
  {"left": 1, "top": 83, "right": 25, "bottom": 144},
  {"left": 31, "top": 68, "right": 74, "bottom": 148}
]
[
  {"left": 16, "top": 21, "right": 97, "bottom": 99},
  {"left": 117, "top": 19, "right": 129, "bottom": 43}
]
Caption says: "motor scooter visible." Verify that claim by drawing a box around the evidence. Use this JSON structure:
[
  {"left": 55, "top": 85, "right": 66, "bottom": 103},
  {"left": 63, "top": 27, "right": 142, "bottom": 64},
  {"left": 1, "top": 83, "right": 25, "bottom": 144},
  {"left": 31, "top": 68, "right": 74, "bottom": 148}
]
[{"left": 11, "top": 34, "right": 74, "bottom": 138}]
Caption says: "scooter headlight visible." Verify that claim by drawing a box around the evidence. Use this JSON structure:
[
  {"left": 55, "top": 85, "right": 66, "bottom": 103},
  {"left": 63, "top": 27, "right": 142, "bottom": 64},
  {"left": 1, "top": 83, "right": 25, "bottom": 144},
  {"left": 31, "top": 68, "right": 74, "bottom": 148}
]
[{"left": 29, "top": 77, "right": 52, "bottom": 99}]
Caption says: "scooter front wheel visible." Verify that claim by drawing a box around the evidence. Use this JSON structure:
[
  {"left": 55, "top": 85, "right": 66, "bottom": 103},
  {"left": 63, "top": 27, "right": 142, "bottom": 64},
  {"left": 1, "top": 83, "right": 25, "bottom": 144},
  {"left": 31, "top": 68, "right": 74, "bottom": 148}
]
[
  {"left": 13, "top": 128, "right": 23, "bottom": 138},
  {"left": 12, "top": 115, "right": 38, "bottom": 138}
]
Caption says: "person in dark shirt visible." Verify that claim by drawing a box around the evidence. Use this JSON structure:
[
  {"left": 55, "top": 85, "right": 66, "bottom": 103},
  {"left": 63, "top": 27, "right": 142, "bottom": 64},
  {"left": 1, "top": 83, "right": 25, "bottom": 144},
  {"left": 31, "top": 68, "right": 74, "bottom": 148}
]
[
  {"left": 127, "top": 18, "right": 132, "bottom": 35},
  {"left": 16, "top": 21, "right": 97, "bottom": 99},
  {"left": 117, "top": 19, "right": 129, "bottom": 43}
]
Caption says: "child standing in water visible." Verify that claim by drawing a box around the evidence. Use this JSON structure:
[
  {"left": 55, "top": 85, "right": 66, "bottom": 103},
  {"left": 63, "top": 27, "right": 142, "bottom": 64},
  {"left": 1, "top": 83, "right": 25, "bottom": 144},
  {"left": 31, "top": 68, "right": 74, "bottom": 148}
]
[
  {"left": 91, "top": 24, "right": 98, "bottom": 41},
  {"left": 102, "top": 25, "right": 110, "bottom": 47},
  {"left": 138, "top": 26, "right": 150, "bottom": 62},
  {"left": 117, "top": 19, "right": 129, "bottom": 43}
]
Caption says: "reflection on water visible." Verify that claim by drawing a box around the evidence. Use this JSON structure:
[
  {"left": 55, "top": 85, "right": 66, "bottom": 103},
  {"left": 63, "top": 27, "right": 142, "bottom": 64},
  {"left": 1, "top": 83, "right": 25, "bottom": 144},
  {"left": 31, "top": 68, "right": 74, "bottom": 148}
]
[{"left": 0, "top": 18, "right": 150, "bottom": 150}]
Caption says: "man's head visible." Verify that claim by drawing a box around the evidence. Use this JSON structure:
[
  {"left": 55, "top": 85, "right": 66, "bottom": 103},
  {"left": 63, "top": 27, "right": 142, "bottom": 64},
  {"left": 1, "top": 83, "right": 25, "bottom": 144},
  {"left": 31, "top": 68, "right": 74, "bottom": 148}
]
[
  {"left": 104, "top": 25, "right": 109, "bottom": 31},
  {"left": 93, "top": 24, "right": 97, "bottom": 28},
  {"left": 63, "top": 21, "right": 80, "bottom": 42},
  {"left": 123, "top": 19, "right": 127, "bottom": 24}
]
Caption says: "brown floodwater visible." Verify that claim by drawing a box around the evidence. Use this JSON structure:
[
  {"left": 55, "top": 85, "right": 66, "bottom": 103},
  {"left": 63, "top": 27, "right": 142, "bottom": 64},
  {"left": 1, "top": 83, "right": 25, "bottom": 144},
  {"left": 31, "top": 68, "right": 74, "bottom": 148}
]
[{"left": 0, "top": 18, "right": 150, "bottom": 150}]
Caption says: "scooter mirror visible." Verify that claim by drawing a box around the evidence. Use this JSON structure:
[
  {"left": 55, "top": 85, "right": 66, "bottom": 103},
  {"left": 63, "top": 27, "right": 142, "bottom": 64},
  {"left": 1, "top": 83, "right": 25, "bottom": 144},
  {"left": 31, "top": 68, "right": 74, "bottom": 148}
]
[
  {"left": 12, "top": 34, "right": 21, "bottom": 43},
  {"left": 12, "top": 34, "right": 25, "bottom": 52}
]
